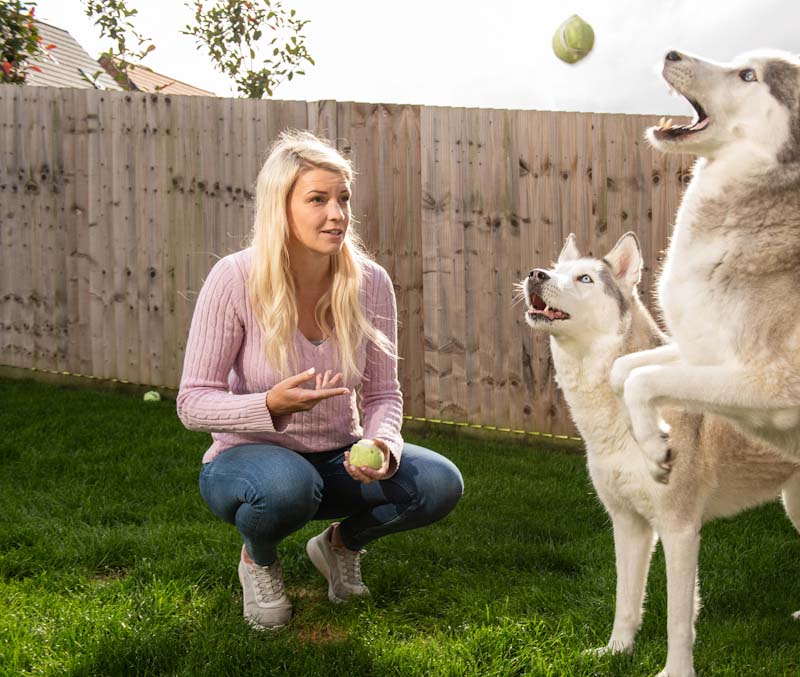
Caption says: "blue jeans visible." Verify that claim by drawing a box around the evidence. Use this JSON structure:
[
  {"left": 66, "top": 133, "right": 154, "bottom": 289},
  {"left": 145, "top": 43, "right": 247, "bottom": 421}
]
[{"left": 198, "top": 442, "right": 464, "bottom": 565}]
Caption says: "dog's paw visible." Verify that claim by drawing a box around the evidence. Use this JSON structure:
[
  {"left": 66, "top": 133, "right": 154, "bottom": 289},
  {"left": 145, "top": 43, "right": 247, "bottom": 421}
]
[
  {"left": 583, "top": 641, "right": 633, "bottom": 658},
  {"left": 640, "top": 433, "right": 674, "bottom": 484}
]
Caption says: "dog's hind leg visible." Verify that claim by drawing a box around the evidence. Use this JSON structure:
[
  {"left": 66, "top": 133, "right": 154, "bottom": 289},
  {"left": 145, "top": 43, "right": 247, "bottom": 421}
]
[
  {"left": 781, "top": 474, "right": 800, "bottom": 620},
  {"left": 591, "top": 509, "right": 656, "bottom": 656},
  {"left": 658, "top": 525, "right": 701, "bottom": 677}
]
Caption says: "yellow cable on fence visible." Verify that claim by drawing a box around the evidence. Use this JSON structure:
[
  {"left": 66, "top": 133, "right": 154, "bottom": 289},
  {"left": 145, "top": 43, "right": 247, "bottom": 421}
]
[
  {"left": 403, "top": 415, "right": 582, "bottom": 442},
  {"left": 7, "top": 364, "right": 583, "bottom": 443}
]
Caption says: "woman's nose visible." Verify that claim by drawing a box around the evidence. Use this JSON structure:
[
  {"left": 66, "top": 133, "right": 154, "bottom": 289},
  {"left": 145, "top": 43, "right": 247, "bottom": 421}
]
[{"left": 328, "top": 200, "right": 344, "bottom": 220}]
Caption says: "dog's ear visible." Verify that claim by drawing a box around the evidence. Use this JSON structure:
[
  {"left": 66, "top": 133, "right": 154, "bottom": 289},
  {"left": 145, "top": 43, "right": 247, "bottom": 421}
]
[
  {"left": 558, "top": 233, "right": 581, "bottom": 262},
  {"left": 604, "top": 232, "right": 642, "bottom": 289}
]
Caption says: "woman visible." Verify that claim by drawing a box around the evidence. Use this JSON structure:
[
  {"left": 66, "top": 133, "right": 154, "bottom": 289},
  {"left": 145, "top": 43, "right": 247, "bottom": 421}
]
[{"left": 177, "top": 130, "right": 463, "bottom": 630}]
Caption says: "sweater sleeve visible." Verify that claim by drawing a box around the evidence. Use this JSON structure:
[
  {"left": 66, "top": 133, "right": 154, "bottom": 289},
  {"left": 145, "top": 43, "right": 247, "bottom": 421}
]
[
  {"left": 359, "top": 265, "right": 404, "bottom": 472},
  {"left": 176, "top": 256, "right": 289, "bottom": 434}
]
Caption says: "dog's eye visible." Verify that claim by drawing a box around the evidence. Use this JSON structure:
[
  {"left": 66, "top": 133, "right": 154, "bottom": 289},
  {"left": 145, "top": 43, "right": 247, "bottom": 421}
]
[
  {"left": 739, "top": 68, "right": 757, "bottom": 82},
  {"left": 577, "top": 274, "right": 593, "bottom": 284}
]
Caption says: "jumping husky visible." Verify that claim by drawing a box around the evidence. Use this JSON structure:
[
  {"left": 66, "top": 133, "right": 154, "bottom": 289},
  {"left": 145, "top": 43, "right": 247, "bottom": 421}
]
[
  {"left": 608, "top": 49, "right": 800, "bottom": 483},
  {"left": 521, "top": 232, "right": 800, "bottom": 677}
]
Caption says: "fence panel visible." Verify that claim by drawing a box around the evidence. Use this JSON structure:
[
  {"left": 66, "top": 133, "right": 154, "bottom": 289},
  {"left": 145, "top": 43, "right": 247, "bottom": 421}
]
[{"left": 0, "top": 85, "right": 694, "bottom": 438}]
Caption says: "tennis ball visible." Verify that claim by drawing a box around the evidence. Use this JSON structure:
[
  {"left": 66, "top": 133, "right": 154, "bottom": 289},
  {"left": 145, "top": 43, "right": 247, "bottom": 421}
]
[
  {"left": 552, "top": 14, "right": 594, "bottom": 64},
  {"left": 143, "top": 390, "right": 161, "bottom": 402},
  {"left": 349, "top": 440, "right": 384, "bottom": 469}
]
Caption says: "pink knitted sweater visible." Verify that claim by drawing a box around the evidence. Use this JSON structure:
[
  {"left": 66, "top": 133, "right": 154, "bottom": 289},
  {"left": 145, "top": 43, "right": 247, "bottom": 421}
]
[{"left": 177, "top": 248, "right": 404, "bottom": 468}]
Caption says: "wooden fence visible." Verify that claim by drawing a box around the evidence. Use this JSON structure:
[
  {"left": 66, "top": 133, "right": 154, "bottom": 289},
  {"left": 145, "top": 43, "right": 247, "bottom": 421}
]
[{"left": 0, "top": 85, "right": 692, "bottom": 438}]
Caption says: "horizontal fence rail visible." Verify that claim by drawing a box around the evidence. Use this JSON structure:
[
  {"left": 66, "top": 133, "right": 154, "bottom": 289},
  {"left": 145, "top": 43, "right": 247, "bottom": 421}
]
[{"left": 0, "top": 86, "right": 692, "bottom": 438}]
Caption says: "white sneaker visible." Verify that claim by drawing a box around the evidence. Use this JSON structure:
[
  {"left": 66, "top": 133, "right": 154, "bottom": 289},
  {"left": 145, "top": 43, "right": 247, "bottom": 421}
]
[
  {"left": 237, "top": 546, "right": 292, "bottom": 629},
  {"left": 306, "top": 523, "right": 370, "bottom": 604}
]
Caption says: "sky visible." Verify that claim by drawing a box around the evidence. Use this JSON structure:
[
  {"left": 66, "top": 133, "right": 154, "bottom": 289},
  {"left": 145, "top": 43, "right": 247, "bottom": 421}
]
[{"left": 33, "top": 0, "right": 800, "bottom": 116}]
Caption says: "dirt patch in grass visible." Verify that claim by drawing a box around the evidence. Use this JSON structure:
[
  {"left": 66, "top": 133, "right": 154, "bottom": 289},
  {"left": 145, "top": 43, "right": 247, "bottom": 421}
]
[
  {"left": 294, "top": 623, "right": 348, "bottom": 643},
  {"left": 91, "top": 566, "right": 129, "bottom": 583}
]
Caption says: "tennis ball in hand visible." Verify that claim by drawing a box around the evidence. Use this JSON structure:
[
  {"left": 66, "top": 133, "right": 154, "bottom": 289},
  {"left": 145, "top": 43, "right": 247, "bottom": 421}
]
[
  {"left": 143, "top": 390, "right": 161, "bottom": 402},
  {"left": 552, "top": 14, "right": 594, "bottom": 64},
  {"left": 349, "top": 440, "right": 384, "bottom": 469}
]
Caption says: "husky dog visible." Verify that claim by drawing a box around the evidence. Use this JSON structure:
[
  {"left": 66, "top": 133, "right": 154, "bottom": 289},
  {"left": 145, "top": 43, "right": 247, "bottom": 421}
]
[
  {"left": 609, "top": 49, "right": 800, "bottom": 483},
  {"left": 521, "top": 232, "right": 800, "bottom": 677}
]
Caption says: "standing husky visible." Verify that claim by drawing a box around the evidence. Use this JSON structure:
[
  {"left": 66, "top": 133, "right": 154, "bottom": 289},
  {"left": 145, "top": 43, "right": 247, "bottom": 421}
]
[
  {"left": 609, "top": 49, "right": 800, "bottom": 483},
  {"left": 522, "top": 232, "right": 800, "bottom": 677}
]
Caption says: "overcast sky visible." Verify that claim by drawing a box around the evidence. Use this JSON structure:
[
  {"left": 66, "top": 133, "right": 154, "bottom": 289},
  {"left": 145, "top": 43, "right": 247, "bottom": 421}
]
[{"left": 33, "top": 0, "right": 800, "bottom": 116}]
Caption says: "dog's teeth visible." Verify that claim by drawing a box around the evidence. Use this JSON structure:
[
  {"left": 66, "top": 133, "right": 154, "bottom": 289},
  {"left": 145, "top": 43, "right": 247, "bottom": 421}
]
[
  {"left": 659, "top": 117, "right": 666, "bottom": 127},
  {"left": 665, "top": 118, "right": 673, "bottom": 128}
]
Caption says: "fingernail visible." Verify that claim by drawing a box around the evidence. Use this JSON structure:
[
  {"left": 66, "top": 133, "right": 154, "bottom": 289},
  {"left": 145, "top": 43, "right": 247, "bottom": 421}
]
[{"left": 308, "top": 367, "right": 315, "bottom": 374}]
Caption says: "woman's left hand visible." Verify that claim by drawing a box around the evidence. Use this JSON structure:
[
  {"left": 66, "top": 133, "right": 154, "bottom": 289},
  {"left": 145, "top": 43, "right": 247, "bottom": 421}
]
[{"left": 344, "top": 438, "right": 392, "bottom": 484}]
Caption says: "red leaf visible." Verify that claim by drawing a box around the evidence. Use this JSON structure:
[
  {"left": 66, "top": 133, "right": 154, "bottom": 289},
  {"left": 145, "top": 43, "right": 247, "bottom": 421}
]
[
  {"left": 46, "top": 44, "right": 57, "bottom": 50},
  {"left": 29, "top": 65, "right": 43, "bottom": 73},
  {"left": 2, "top": 62, "right": 12, "bottom": 76}
]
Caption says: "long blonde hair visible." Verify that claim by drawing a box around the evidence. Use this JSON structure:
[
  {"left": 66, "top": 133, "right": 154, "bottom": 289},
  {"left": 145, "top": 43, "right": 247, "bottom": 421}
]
[{"left": 248, "top": 129, "right": 395, "bottom": 380}]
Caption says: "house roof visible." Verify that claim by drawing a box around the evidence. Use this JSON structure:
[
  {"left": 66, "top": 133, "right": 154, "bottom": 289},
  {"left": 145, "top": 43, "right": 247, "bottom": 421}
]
[
  {"left": 26, "top": 21, "right": 122, "bottom": 90},
  {"left": 25, "top": 21, "right": 215, "bottom": 97},
  {"left": 114, "top": 61, "right": 216, "bottom": 97}
]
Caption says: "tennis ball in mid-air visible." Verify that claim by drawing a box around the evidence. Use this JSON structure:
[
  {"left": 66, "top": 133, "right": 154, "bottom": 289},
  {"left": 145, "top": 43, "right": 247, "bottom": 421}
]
[
  {"left": 143, "top": 390, "right": 161, "bottom": 402},
  {"left": 552, "top": 14, "right": 595, "bottom": 64},
  {"left": 349, "top": 440, "right": 384, "bottom": 469}
]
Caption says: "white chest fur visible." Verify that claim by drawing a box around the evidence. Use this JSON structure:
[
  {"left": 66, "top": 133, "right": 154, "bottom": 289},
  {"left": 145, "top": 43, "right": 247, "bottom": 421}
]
[
  {"left": 551, "top": 338, "right": 659, "bottom": 521},
  {"left": 656, "top": 168, "right": 743, "bottom": 365}
]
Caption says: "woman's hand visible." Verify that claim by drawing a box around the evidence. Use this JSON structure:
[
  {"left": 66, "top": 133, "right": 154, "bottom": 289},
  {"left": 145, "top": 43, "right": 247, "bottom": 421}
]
[
  {"left": 344, "top": 438, "right": 392, "bottom": 484},
  {"left": 266, "top": 367, "right": 349, "bottom": 417}
]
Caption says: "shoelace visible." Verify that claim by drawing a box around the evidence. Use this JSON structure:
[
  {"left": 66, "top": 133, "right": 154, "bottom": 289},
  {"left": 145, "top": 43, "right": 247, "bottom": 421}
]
[
  {"left": 334, "top": 547, "right": 366, "bottom": 587},
  {"left": 250, "top": 562, "right": 285, "bottom": 601}
]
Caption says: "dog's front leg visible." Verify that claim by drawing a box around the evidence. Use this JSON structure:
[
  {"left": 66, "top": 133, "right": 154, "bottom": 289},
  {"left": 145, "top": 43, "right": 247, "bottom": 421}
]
[
  {"left": 610, "top": 344, "right": 681, "bottom": 400},
  {"left": 593, "top": 510, "right": 656, "bottom": 655},
  {"left": 624, "top": 362, "right": 800, "bottom": 481},
  {"left": 623, "top": 363, "right": 677, "bottom": 483},
  {"left": 658, "top": 525, "right": 701, "bottom": 677}
]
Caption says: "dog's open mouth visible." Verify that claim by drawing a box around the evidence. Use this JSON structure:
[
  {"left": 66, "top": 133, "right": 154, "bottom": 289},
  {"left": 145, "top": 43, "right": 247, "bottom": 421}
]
[
  {"left": 528, "top": 293, "right": 570, "bottom": 321},
  {"left": 652, "top": 96, "right": 710, "bottom": 140}
]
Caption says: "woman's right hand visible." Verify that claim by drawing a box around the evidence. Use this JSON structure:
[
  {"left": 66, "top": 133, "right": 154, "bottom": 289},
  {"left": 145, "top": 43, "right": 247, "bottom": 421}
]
[{"left": 266, "top": 367, "right": 349, "bottom": 417}]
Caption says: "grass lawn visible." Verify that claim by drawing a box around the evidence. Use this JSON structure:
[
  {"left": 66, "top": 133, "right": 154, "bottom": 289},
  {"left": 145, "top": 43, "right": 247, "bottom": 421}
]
[{"left": 1, "top": 378, "right": 799, "bottom": 676}]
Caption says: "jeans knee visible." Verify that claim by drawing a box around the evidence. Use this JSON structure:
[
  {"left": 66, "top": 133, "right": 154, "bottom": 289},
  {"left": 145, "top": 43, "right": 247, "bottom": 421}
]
[
  {"left": 439, "top": 464, "right": 464, "bottom": 512},
  {"left": 416, "top": 460, "right": 464, "bottom": 518}
]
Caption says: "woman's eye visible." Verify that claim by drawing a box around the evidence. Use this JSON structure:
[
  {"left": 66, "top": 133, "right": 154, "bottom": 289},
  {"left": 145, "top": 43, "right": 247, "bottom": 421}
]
[
  {"left": 578, "top": 274, "right": 593, "bottom": 283},
  {"left": 739, "top": 68, "right": 757, "bottom": 82},
  {"left": 340, "top": 194, "right": 351, "bottom": 203}
]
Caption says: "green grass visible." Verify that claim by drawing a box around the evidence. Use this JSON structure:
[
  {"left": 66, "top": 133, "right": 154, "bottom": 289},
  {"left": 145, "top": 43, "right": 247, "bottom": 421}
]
[{"left": 1, "top": 378, "right": 799, "bottom": 676}]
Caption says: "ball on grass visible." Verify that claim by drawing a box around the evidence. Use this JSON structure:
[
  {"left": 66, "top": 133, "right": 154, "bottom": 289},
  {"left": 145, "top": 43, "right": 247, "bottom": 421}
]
[
  {"left": 143, "top": 390, "right": 161, "bottom": 402},
  {"left": 349, "top": 440, "right": 384, "bottom": 469},
  {"left": 552, "top": 14, "right": 595, "bottom": 64}
]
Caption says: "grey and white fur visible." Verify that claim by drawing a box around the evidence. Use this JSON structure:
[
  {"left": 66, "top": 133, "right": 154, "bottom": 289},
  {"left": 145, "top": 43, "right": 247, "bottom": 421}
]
[
  {"left": 522, "top": 232, "right": 800, "bottom": 677},
  {"left": 609, "top": 49, "right": 800, "bottom": 484}
]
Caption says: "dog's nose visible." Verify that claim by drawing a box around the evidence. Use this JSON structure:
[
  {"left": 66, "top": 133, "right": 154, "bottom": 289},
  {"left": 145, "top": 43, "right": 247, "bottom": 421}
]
[
  {"left": 665, "top": 50, "right": 682, "bottom": 62},
  {"left": 529, "top": 269, "right": 550, "bottom": 281}
]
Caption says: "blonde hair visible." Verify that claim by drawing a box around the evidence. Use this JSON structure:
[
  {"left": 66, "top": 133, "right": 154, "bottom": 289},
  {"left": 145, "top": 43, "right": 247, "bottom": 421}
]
[{"left": 248, "top": 129, "right": 395, "bottom": 380}]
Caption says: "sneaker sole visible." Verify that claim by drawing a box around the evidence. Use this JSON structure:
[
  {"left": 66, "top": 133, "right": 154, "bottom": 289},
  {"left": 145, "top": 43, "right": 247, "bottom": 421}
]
[{"left": 306, "top": 537, "right": 348, "bottom": 604}]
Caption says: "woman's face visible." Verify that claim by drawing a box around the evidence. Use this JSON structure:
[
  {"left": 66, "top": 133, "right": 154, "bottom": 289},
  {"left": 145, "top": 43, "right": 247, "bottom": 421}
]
[{"left": 286, "top": 168, "right": 351, "bottom": 261}]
